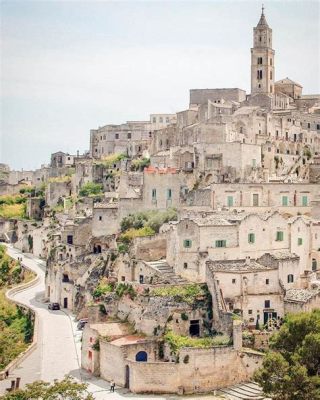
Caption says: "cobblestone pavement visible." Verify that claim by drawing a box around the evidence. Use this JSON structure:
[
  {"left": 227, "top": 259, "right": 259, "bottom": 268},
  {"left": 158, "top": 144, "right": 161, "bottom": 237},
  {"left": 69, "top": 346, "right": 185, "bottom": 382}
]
[{"left": 0, "top": 246, "right": 223, "bottom": 400}]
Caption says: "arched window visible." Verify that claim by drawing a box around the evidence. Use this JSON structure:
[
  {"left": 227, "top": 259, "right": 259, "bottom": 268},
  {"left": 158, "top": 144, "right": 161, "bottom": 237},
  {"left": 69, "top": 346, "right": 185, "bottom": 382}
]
[
  {"left": 287, "top": 274, "right": 294, "bottom": 283},
  {"left": 135, "top": 351, "right": 147, "bottom": 362}
]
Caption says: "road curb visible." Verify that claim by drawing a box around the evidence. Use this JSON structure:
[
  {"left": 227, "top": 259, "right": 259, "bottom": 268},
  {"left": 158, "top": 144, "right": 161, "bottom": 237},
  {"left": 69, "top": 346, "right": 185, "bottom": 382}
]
[{"left": 0, "top": 264, "right": 40, "bottom": 381}]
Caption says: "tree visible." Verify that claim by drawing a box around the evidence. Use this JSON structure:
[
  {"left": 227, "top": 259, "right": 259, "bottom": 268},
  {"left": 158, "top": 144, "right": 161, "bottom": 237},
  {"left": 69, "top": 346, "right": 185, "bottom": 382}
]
[
  {"left": 0, "top": 376, "right": 94, "bottom": 400},
  {"left": 254, "top": 310, "right": 320, "bottom": 400},
  {"left": 79, "top": 182, "right": 103, "bottom": 197}
]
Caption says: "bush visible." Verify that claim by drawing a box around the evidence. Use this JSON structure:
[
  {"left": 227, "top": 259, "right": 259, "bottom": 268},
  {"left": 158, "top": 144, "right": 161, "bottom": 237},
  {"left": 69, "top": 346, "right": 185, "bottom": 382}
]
[
  {"left": 131, "top": 157, "right": 150, "bottom": 171},
  {"left": 92, "top": 279, "right": 113, "bottom": 298},
  {"left": 79, "top": 182, "right": 103, "bottom": 197},
  {"left": 151, "top": 284, "right": 207, "bottom": 305},
  {"left": 115, "top": 283, "right": 136, "bottom": 300},
  {"left": 164, "top": 330, "right": 230, "bottom": 355},
  {"left": 120, "top": 208, "right": 178, "bottom": 234},
  {"left": 94, "top": 153, "right": 128, "bottom": 168},
  {"left": 119, "top": 226, "right": 155, "bottom": 243},
  {"left": 0, "top": 203, "right": 26, "bottom": 219}
]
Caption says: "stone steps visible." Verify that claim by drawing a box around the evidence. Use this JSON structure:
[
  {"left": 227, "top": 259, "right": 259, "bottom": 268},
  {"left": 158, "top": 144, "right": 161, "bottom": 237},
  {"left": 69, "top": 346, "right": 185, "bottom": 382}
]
[
  {"left": 145, "top": 259, "right": 188, "bottom": 284},
  {"left": 218, "top": 381, "right": 266, "bottom": 400}
]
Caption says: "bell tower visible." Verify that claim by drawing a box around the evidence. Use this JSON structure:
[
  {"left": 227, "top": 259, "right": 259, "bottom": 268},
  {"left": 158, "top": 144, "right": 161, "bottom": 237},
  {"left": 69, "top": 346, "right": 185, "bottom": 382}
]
[{"left": 251, "top": 5, "right": 275, "bottom": 96}]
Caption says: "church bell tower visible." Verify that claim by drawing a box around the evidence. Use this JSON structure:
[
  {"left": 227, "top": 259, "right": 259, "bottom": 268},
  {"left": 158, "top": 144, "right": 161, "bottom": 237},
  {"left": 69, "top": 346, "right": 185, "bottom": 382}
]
[{"left": 251, "top": 6, "right": 275, "bottom": 96}]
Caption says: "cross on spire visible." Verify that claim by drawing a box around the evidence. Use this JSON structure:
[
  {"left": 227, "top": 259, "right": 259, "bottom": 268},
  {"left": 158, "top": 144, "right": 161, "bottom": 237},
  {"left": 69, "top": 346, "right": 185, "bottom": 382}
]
[{"left": 262, "top": 4, "right": 265, "bottom": 15}]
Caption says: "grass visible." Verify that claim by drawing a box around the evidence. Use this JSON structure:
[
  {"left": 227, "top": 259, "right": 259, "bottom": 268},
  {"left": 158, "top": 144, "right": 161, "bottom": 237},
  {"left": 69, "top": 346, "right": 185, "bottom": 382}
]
[
  {"left": 0, "top": 203, "right": 26, "bottom": 219},
  {"left": 48, "top": 176, "right": 71, "bottom": 184},
  {"left": 94, "top": 153, "right": 128, "bottom": 168},
  {"left": 150, "top": 284, "right": 207, "bottom": 305},
  {"left": 0, "top": 245, "right": 35, "bottom": 369},
  {"left": 118, "top": 226, "right": 155, "bottom": 243},
  {"left": 164, "top": 330, "right": 231, "bottom": 354}
]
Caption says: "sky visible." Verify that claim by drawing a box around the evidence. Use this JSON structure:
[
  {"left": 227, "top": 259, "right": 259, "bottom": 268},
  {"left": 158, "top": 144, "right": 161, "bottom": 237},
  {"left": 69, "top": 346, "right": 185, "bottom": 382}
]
[{"left": 1, "top": 0, "right": 319, "bottom": 171}]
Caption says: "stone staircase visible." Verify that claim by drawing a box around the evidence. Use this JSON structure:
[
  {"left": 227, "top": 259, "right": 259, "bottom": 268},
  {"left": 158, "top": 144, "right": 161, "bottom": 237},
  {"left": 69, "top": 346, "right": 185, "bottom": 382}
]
[
  {"left": 145, "top": 259, "right": 187, "bottom": 284},
  {"left": 218, "top": 382, "right": 267, "bottom": 400}
]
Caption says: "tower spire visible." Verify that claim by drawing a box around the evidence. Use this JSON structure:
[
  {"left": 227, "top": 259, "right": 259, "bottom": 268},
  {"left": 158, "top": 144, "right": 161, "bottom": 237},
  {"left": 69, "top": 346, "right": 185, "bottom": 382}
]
[{"left": 262, "top": 4, "right": 264, "bottom": 15}]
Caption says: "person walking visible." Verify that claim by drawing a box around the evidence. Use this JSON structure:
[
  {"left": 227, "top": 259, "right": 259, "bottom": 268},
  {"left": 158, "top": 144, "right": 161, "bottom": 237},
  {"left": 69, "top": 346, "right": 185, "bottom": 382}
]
[{"left": 110, "top": 380, "right": 115, "bottom": 393}]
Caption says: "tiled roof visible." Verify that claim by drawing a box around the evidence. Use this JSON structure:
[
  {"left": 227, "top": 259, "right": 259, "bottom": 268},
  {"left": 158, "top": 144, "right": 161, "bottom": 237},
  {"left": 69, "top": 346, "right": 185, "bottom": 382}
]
[{"left": 285, "top": 288, "right": 320, "bottom": 303}]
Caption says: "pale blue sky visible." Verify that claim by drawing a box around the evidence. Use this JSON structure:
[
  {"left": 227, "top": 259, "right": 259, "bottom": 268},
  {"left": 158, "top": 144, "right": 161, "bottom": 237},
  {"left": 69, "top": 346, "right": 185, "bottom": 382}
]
[{"left": 1, "top": 0, "right": 319, "bottom": 170}]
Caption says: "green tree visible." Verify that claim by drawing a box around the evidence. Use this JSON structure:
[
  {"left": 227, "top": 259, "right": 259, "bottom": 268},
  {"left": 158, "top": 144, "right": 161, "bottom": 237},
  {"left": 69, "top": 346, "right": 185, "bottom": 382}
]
[
  {"left": 254, "top": 310, "right": 320, "bottom": 399},
  {"left": 79, "top": 182, "right": 103, "bottom": 197},
  {"left": 0, "top": 376, "right": 94, "bottom": 400}
]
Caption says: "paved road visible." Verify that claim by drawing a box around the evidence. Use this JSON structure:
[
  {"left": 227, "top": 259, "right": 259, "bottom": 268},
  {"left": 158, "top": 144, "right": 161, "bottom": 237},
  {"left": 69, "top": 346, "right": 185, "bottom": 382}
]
[{"left": 0, "top": 246, "right": 221, "bottom": 400}]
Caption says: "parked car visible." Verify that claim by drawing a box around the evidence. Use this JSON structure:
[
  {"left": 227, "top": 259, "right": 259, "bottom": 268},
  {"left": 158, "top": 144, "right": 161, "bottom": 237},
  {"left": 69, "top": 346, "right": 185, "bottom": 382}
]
[
  {"left": 77, "top": 318, "right": 88, "bottom": 330},
  {"left": 48, "top": 302, "right": 60, "bottom": 310}
]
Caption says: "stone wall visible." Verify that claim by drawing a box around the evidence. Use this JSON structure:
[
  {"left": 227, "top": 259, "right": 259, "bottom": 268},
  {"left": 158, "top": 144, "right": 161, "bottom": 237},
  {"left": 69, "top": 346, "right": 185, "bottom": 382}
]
[{"left": 127, "top": 346, "right": 262, "bottom": 394}]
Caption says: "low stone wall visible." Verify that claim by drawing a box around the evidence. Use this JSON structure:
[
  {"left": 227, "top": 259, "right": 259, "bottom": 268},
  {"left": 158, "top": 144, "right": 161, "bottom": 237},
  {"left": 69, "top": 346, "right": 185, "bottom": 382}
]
[
  {"left": 0, "top": 265, "right": 40, "bottom": 380},
  {"left": 127, "top": 346, "right": 263, "bottom": 394}
]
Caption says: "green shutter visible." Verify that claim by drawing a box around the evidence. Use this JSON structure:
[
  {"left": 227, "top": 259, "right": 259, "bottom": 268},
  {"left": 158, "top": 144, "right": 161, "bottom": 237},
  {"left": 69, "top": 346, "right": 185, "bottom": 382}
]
[
  {"left": 276, "top": 231, "right": 284, "bottom": 241},
  {"left": 248, "top": 233, "right": 255, "bottom": 244},
  {"left": 298, "top": 238, "right": 303, "bottom": 246},
  {"left": 227, "top": 196, "right": 234, "bottom": 207},
  {"left": 302, "top": 196, "right": 308, "bottom": 206},
  {"left": 183, "top": 239, "right": 192, "bottom": 248},
  {"left": 282, "top": 196, "right": 288, "bottom": 206}
]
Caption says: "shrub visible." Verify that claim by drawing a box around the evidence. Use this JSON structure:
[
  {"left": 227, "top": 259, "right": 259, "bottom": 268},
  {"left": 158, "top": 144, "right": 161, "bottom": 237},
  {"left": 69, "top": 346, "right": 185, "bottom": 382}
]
[
  {"left": 131, "top": 157, "right": 150, "bottom": 171},
  {"left": 119, "top": 226, "right": 155, "bottom": 243},
  {"left": 94, "top": 153, "right": 128, "bottom": 168},
  {"left": 92, "top": 279, "right": 113, "bottom": 298},
  {"left": 151, "top": 284, "right": 207, "bottom": 305},
  {"left": 164, "top": 330, "right": 230, "bottom": 355},
  {"left": 120, "top": 208, "right": 177, "bottom": 234},
  {"left": 115, "top": 283, "right": 136, "bottom": 300},
  {"left": 181, "top": 312, "right": 189, "bottom": 321},
  {"left": 0, "top": 203, "right": 26, "bottom": 219},
  {"left": 79, "top": 182, "right": 103, "bottom": 197}
]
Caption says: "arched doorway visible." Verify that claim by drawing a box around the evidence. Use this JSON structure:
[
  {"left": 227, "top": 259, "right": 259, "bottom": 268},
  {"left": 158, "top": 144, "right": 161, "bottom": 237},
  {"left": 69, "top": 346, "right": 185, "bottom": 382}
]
[{"left": 135, "top": 351, "right": 148, "bottom": 362}]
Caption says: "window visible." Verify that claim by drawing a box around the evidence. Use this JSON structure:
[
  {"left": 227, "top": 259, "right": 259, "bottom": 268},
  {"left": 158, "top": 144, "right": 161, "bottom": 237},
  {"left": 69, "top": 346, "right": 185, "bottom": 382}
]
[
  {"left": 215, "top": 240, "right": 227, "bottom": 248},
  {"left": 183, "top": 239, "right": 192, "bottom": 248},
  {"left": 252, "top": 193, "right": 259, "bottom": 206},
  {"left": 298, "top": 238, "right": 303, "bottom": 246},
  {"left": 159, "top": 117, "right": 163, "bottom": 123},
  {"left": 317, "top": 124, "right": 320, "bottom": 130},
  {"left": 266, "top": 279, "right": 269, "bottom": 285},
  {"left": 232, "top": 279, "right": 236, "bottom": 284},
  {"left": 270, "top": 71, "right": 272, "bottom": 80},
  {"left": 115, "top": 133, "right": 119, "bottom": 139},
  {"left": 127, "top": 132, "right": 131, "bottom": 139},
  {"left": 252, "top": 159, "right": 256, "bottom": 168},
  {"left": 99, "top": 216, "right": 102, "bottom": 221},
  {"left": 270, "top": 58, "right": 272, "bottom": 65},
  {"left": 166, "top": 117, "right": 170, "bottom": 123},
  {"left": 227, "top": 196, "right": 234, "bottom": 207},
  {"left": 67, "top": 235, "right": 73, "bottom": 245},
  {"left": 152, "top": 117, "right": 156, "bottom": 123},
  {"left": 248, "top": 309, "right": 253, "bottom": 315},
  {"left": 287, "top": 274, "right": 294, "bottom": 283},
  {"left": 167, "top": 188, "right": 172, "bottom": 200},
  {"left": 248, "top": 233, "right": 255, "bottom": 244},
  {"left": 257, "top": 70, "right": 263, "bottom": 80},
  {"left": 282, "top": 196, "right": 288, "bottom": 206},
  {"left": 276, "top": 231, "right": 284, "bottom": 241},
  {"left": 257, "top": 57, "right": 263, "bottom": 64},
  {"left": 183, "top": 262, "right": 188, "bottom": 269},
  {"left": 302, "top": 196, "right": 308, "bottom": 206},
  {"left": 121, "top": 276, "right": 125, "bottom": 281},
  {"left": 152, "top": 189, "right": 157, "bottom": 199},
  {"left": 308, "top": 123, "right": 310, "bottom": 129},
  {"left": 139, "top": 275, "right": 144, "bottom": 284},
  {"left": 312, "top": 259, "right": 317, "bottom": 271},
  {"left": 264, "top": 300, "right": 270, "bottom": 308}
]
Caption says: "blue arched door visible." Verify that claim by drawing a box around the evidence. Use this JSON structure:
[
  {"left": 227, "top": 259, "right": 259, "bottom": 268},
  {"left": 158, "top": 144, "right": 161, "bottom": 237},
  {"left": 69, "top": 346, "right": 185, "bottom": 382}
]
[{"left": 135, "top": 351, "right": 148, "bottom": 362}]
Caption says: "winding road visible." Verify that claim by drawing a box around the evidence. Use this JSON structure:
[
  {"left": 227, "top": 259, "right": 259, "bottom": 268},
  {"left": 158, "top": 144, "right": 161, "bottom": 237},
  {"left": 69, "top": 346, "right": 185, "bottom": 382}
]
[{"left": 0, "top": 246, "right": 221, "bottom": 400}]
